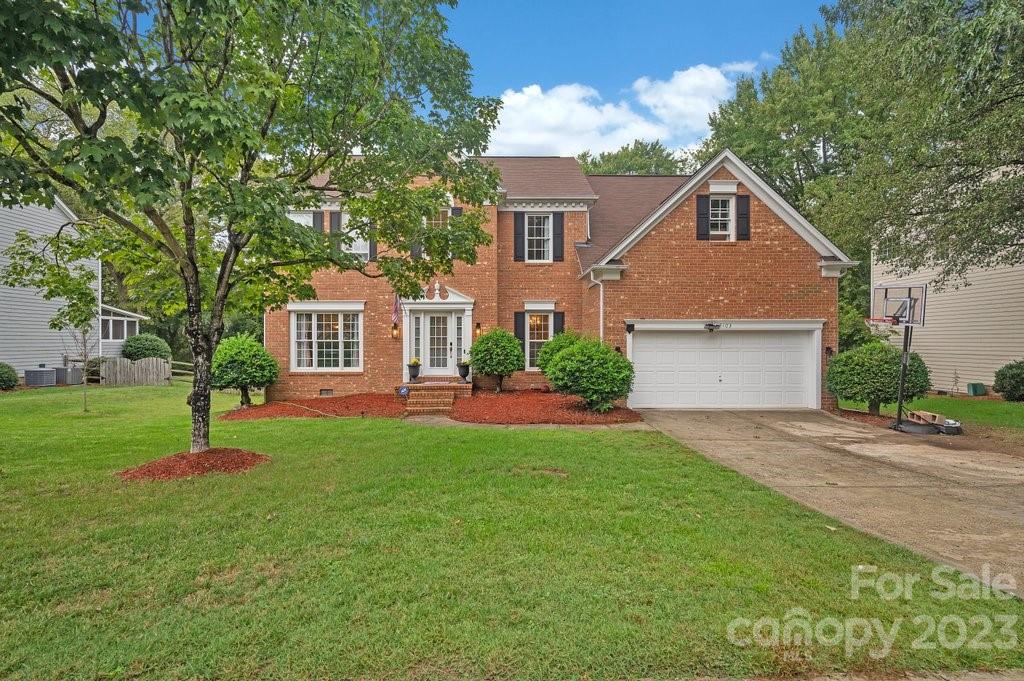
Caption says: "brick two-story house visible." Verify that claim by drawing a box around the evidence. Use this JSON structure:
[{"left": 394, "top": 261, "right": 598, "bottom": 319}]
[{"left": 265, "top": 149, "right": 856, "bottom": 409}]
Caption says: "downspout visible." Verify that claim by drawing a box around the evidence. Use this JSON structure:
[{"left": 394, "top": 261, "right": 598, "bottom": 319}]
[{"left": 590, "top": 270, "right": 604, "bottom": 341}]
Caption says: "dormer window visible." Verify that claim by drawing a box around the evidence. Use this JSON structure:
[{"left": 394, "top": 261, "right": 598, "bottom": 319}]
[{"left": 709, "top": 196, "right": 734, "bottom": 241}]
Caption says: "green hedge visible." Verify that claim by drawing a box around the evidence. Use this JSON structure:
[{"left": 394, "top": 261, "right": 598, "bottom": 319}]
[
  {"left": 469, "top": 329, "right": 524, "bottom": 392},
  {"left": 536, "top": 330, "right": 584, "bottom": 372},
  {"left": 994, "top": 360, "right": 1024, "bottom": 402},
  {"left": 121, "top": 333, "right": 172, "bottom": 361},
  {"left": 545, "top": 339, "right": 634, "bottom": 413},
  {"left": 826, "top": 341, "right": 930, "bottom": 415},
  {"left": 0, "top": 362, "right": 17, "bottom": 390}
]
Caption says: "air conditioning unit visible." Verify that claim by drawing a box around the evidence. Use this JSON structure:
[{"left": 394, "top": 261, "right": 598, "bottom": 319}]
[
  {"left": 24, "top": 367, "right": 56, "bottom": 387},
  {"left": 54, "top": 367, "right": 83, "bottom": 385}
]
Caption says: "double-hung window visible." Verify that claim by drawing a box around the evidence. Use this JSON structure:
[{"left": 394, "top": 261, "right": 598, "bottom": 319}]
[
  {"left": 293, "top": 311, "right": 362, "bottom": 371},
  {"left": 525, "top": 213, "right": 552, "bottom": 262},
  {"left": 709, "top": 196, "right": 734, "bottom": 241},
  {"left": 526, "top": 313, "right": 552, "bottom": 370}
]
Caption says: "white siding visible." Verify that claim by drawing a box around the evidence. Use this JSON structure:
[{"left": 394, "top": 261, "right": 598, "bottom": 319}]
[
  {"left": 0, "top": 203, "right": 101, "bottom": 376},
  {"left": 871, "top": 258, "right": 1024, "bottom": 392}
]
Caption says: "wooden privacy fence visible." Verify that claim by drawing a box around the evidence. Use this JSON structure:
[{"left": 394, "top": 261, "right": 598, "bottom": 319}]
[{"left": 100, "top": 357, "right": 171, "bottom": 386}]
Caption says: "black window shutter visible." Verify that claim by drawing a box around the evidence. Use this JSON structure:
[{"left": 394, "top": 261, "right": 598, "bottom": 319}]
[
  {"left": 450, "top": 206, "right": 463, "bottom": 217},
  {"left": 552, "top": 213, "right": 564, "bottom": 261},
  {"left": 514, "top": 311, "right": 526, "bottom": 355},
  {"left": 553, "top": 311, "right": 565, "bottom": 335},
  {"left": 329, "top": 211, "right": 342, "bottom": 252},
  {"left": 696, "top": 195, "right": 710, "bottom": 240},
  {"left": 736, "top": 195, "right": 751, "bottom": 241},
  {"left": 312, "top": 212, "right": 324, "bottom": 232},
  {"left": 410, "top": 244, "right": 422, "bottom": 260},
  {"left": 513, "top": 212, "right": 525, "bottom": 261},
  {"left": 368, "top": 239, "right": 377, "bottom": 262}
]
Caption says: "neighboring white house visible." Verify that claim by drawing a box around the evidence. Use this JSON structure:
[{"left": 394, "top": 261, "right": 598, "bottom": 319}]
[
  {"left": 0, "top": 200, "right": 148, "bottom": 378},
  {"left": 871, "top": 257, "right": 1024, "bottom": 392}
]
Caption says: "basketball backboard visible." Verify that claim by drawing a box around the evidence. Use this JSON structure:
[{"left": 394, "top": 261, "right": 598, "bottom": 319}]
[{"left": 870, "top": 283, "right": 927, "bottom": 326}]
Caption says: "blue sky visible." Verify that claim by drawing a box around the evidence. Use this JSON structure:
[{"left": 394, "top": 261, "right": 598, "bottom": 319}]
[{"left": 444, "top": 0, "right": 824, "bottom": 156}]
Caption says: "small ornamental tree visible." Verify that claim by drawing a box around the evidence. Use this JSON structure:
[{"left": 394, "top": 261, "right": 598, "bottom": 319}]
[
  {"left": 121, "top": 333, "right": 173, "bottom": 361},
  {"left": 0, "top": 362, "right": 17, "bottom": 390},
  {"left": 469, "top": 329, "right": 524, "bottom": 392},
  {"left": 826, "top": 341, "right": 931, "bottom": 415},
  {"left": 545, "top": 339, "right": 634, "bottom": 413},
  {"left": 536, "top": 330, "right": 584, "bottom": 373},
  {"left": 993, "top": 360, "right": 1024, "bottom": 402},
  {"left": 211, "top": 334, "right": 279, "bottom": 407}
]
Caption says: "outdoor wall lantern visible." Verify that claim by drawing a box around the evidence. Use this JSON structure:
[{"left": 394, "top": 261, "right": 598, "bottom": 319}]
[
  {"left": 391, "top": 323, "right": 399, "bottom": 339},
  {"left": 825, "top": 346, "right": 834, "bottom": 359},
  {"left": 474, "top": 322, "right": 481, "bottom": 338}
]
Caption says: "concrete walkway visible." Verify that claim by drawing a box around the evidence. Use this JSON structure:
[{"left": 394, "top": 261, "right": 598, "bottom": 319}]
[{"left": 640, "top": 409, "right": 1024, "bottom": 595}]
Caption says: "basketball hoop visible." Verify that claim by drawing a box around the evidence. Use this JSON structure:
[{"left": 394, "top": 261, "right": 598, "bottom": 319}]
[{"left": 870, "top": 282, "right": 929, "bottom": 433}]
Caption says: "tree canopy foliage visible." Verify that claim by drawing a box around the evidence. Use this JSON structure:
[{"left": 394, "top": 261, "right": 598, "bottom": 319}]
[
  {"left": 698, "top": 0, "right": 1024, "bottom": 305},
  {"left": 578, "top": 140, "right": 689, "bottom": 176},
  {"left": 0, "top": 0, "right": 501, "bottom": 451}
]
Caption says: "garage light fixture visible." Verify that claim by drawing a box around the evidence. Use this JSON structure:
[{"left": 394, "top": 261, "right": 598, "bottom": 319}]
[{"left": 704, "top": 322, "right": 722, "bottom": 332}]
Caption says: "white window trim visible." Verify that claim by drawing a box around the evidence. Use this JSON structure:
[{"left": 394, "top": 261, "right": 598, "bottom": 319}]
[
  {"left": 524, "top": 212, "right": 553, "bottom": 263},
  {"left": 525, "top": 311, "right": 553, "bottom": 371},
  {"left": 289, "top": 309, "right": 364, "bottom": 373},
  {"left": 523, "top": 300, "right": 556, "bottom": 311},
  {"left": 709, "top": 195, "right": 736, "bottom": 242}
]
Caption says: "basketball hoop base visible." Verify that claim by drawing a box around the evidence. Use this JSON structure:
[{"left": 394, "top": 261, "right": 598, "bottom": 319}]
[{"left": 890, "top": 420, "right": 939, "bottom": 435}]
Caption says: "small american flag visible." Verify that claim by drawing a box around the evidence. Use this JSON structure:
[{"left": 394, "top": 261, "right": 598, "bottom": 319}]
[{"left": 391, "top": 294, "right": 401, "bottom": 325}]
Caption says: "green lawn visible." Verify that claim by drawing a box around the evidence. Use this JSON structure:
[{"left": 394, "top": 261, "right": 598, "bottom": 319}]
[
  {"left": 2, "top": 385, "right": 1022, "bottom": 679},
  {"left": 839, "top": 395, "right": 1024, "bottom": 430}
]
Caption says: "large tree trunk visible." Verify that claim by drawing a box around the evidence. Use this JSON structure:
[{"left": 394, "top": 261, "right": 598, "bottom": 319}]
[{"left": 188, "top": 344, "right": 213, "bottom": 453}]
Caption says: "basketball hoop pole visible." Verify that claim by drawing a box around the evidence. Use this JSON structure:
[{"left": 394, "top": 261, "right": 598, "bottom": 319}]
[{"left": 894, "top": 324, "right": 914, "bottom": 430}]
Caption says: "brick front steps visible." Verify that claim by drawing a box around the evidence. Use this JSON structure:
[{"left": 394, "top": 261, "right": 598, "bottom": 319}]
[{"left": 401, "top": 380, "right": 472, "bottom": 416}]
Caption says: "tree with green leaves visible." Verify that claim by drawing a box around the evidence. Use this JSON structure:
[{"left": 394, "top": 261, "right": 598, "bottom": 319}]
[
  {"left": 578, "top": 139, "right": 685, "bottom": 176},
  {"left": 0, "top": 0, "right": 500, "bottom": 452}
]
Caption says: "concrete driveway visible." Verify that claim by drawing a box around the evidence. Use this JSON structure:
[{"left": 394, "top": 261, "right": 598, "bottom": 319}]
[{"left": 640, "top": 409, "right": 1024, "bottom": 594}]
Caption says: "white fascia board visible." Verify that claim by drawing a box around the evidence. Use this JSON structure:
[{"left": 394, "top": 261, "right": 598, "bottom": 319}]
[
  {"left": 52, "top": 196, "right": 79, "bottom": 222},
  {"left": 287, "top": 300, "right": 365, "bottom": 312},
  {"left": 597, "top": 149, "right": 854, "bottom": 267},
  {"left": 100, "top": 304, "right": 151, "bottom": 320},
  {"left": 625, "top": 319, "right": 826, "bottom": 332}
]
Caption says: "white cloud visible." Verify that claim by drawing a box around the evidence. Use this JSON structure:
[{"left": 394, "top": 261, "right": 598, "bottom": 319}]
[
  {"left": 488, "top": 83, "right": 668, "bottom": 156},
  {"left": 488, "top": 60, "right": 757, "bottom": 155},
  {"left": 760, "top": 51, "right": 780, "bottom": 62},
  {"left": 721, "top": 60, "right": 757, "bottom": 73}
]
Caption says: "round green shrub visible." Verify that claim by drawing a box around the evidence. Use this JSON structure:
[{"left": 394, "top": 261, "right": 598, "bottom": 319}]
[
  {"left": 545, "top": 339, "right": 634, "bottom": 413},
  {"left": 121, "top": 333, "right": 172, "bottom": 361},
  {"left": 536, "top": 330, "right": 584, "bottom": 373},
  {"left": 211, "top": 333, "right": 279, "bottom": 406},
  {"left": 826, "top": 341, "right": 931, "bottom": 415},
  {"left": 993, "top": 360, "right": 1024, "bottom": 402},
  {"left": 469, "top": 328, "right": 524, "bottom": 392},
  {"left": 0, "top": 362, "right": 18, "bottom": 390}
]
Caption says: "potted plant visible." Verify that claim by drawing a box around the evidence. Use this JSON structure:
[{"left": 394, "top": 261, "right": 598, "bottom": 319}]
[
  {"left": 457, "top": 357, "right": 471, "bottom": 383},
  {"left": 407, "top": 357, "right": 421, "bottom": 382}
]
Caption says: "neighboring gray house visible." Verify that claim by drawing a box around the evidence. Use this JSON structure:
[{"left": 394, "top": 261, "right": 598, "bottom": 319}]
[
  {"left": 871, "top": 257, "right": 1024, "bottom": 392},
  {"left": 0, "top": 200, "right": 147, "bottom": 378}
]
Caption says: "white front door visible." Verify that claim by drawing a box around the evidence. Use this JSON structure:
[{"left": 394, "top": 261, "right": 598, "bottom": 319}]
[{"left": 409, "top": 311, "right": 467, "bottom": 377}]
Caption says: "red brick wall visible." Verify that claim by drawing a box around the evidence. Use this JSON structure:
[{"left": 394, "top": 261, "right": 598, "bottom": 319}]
[{"left": 598, "top": 168, "right": 839, "bottom": 409}]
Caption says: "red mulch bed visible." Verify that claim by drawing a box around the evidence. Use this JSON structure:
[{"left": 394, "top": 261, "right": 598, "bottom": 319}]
[
  {"left": 839, "top": 408, "right": 894, "bottom": 428},
  {"left": 119, "top": 448, "right": 269, "bottom": 482},
  {"left": 220, "top": 393, "right": 404, "bottom": 420},
  {"left": 450, "top": 390, "right": 641, "bottom": 425}
]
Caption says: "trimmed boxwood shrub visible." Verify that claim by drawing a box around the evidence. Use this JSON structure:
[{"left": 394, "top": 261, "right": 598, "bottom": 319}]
[
  {"left": 469, "top": 329, "right": 524, "bottom": 392},
  {"left": 826, "top": 341, "right": 931, "bottom": 415},
  {"left": 993, "top": 360, "right": 1024, "bottom": 402},
  {"left": 536, "top": 330, "right": 584, "bottom": 372},
  {"left": 121, "top": 333, "right": 172, "bottom": 361},
  {"left": 212, "top": 333, "right": 279, "bottom": 406},
  {"left": 545, "top": 339, "right": 634, "bottom": 413},
  {"left": 0, "top": 362, "right": 17, "bottom": 390}
]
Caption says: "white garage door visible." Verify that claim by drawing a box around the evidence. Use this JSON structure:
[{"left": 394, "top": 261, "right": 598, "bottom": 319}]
[{"left": 630, "top": 329, "right": 816, "bottom": 409}]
